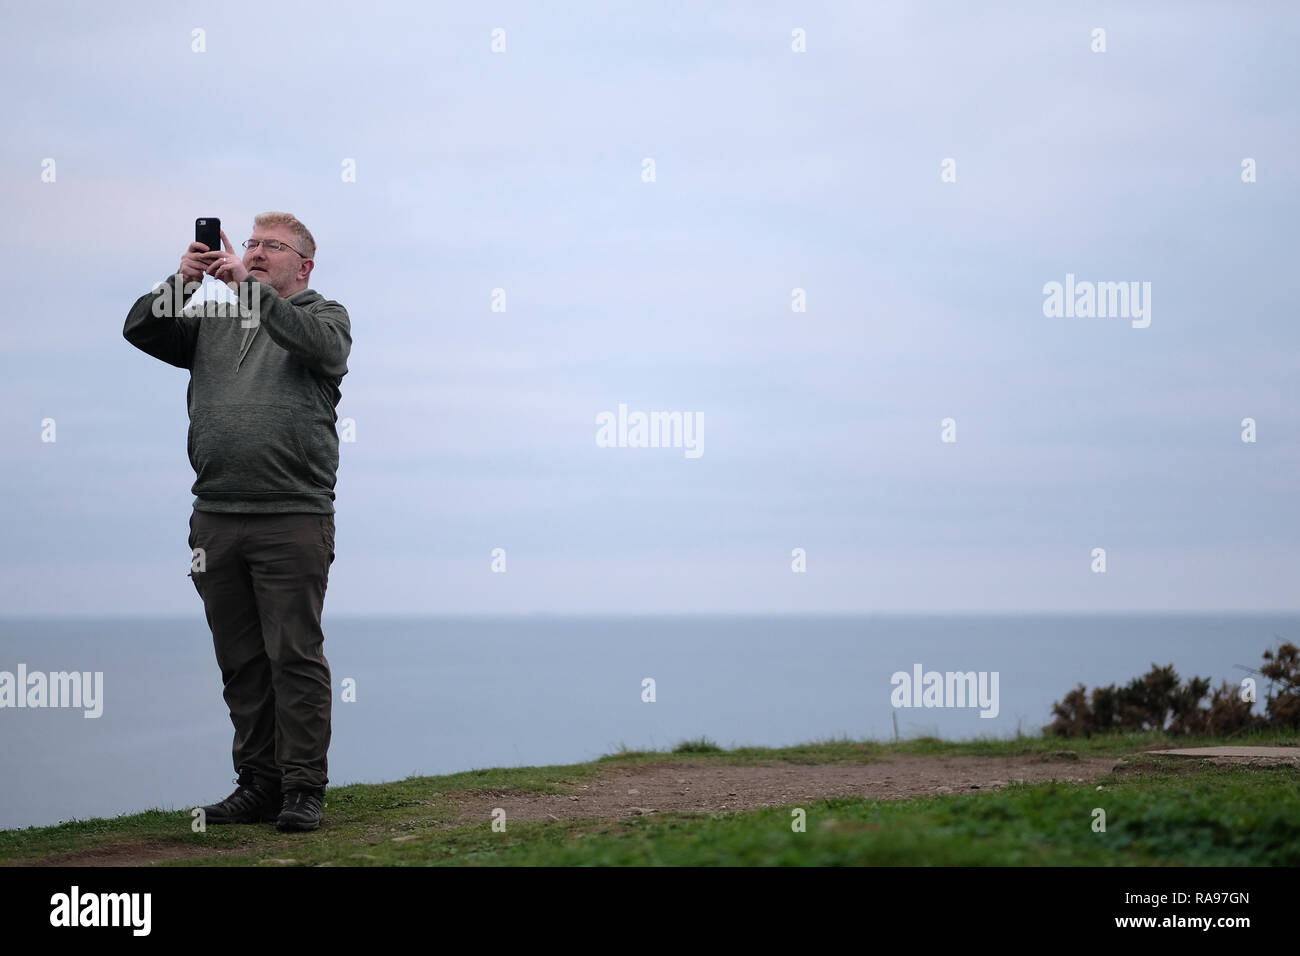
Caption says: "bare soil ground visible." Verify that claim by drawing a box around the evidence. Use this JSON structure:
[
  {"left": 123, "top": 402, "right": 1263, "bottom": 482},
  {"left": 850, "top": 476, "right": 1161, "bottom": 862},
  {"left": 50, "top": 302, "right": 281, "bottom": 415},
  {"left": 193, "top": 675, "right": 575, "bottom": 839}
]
[
  {"left": 443, "top": 752, "right": 1118, "bottom": 825},
  {"left": 24, "top": 841, "right": 239, "bottom": 868}
]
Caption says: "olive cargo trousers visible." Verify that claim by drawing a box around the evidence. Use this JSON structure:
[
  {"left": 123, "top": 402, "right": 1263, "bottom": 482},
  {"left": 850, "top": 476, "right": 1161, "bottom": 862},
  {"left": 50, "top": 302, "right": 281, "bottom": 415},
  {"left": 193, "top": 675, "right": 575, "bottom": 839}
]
[{"left": 188, "top": 510, "right": 334, "bottom": 791}]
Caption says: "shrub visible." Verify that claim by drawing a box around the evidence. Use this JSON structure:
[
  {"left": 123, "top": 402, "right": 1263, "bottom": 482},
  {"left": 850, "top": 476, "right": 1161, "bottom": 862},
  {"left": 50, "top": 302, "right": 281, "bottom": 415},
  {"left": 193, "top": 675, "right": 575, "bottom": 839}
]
[
  {"left": 1261, "top": 643, "right": 1300, "bottom": 729},
  {"left": 1046, "top": 685, "right": 1094, "bottom": 737},
  {"left": 1046, "top": 643, "right": 1296, "bottom": 737},
  {"left": 1205, "top": 680, "right": 1261, "bottom": 736}
]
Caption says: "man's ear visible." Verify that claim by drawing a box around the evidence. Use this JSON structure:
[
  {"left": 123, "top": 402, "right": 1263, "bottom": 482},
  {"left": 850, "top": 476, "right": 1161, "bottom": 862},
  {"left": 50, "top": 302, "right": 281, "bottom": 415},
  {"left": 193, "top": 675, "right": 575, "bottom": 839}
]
[{"left": 299, "top": 259, "right": 314, "bottom": 282}]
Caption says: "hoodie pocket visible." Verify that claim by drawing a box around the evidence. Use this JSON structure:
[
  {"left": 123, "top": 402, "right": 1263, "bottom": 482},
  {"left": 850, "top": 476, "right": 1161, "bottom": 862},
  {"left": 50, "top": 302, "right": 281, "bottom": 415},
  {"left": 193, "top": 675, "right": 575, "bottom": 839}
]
[{"left": 189, "top": 404, "right": 312, "bottom": 495}]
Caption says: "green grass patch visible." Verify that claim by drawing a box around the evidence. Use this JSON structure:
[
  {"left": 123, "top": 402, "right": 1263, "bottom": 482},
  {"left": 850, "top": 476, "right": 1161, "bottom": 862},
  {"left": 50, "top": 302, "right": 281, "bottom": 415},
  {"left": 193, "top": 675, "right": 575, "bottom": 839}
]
[{"left": 431, "top": 764, "right": 1300, "bottom": 867}]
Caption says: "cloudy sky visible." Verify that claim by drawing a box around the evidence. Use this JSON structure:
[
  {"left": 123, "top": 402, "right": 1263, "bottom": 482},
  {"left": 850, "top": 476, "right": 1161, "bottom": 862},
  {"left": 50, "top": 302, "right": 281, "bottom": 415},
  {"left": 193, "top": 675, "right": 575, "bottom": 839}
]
[{"left": 1, "top": 1, "right": 1297, "bottom": 614}]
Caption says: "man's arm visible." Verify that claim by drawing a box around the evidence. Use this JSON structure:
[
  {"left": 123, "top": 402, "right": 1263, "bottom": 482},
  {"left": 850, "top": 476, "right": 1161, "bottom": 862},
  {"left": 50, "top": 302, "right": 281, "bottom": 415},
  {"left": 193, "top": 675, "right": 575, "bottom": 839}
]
[
  {"left": 241, "top": 278, "right": 351, "bottom": 379},
  {"left": 123, "top": 273, "right": 202, "bottom": 370}
]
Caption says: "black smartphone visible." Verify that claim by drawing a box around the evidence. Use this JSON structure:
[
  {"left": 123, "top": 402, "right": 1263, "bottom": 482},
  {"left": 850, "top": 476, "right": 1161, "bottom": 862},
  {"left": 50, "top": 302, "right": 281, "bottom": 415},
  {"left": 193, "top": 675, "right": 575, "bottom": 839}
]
[{"left": 195, "top": 217, "right": 221, "bottom": 253}]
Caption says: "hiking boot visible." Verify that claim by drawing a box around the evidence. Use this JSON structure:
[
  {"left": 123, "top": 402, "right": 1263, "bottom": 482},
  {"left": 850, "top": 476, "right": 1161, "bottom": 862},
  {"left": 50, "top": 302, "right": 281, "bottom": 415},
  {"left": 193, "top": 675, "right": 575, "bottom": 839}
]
[
  {"left": 200, "top": 772, "right": 282, "bottom": 825},
  {"left": 276, "top": 788, "right": 325, "bottom": 832}
]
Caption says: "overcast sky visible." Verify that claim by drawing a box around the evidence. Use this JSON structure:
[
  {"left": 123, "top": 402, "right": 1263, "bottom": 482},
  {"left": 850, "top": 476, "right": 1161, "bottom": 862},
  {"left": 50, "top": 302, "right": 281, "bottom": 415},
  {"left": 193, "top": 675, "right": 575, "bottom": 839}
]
[{"left": 1, "top": 1, "right": 1297, "bottom": 614}]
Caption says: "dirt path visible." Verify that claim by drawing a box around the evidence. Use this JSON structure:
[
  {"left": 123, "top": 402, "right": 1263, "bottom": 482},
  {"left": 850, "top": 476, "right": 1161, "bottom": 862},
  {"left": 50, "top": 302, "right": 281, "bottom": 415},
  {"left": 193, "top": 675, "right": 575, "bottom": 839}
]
[
  {"left": 21, "top": 752, "right": 1119, "bottom": 866},
  {"left": 445, "top": 752, "right": 1118, "bottom": 824}
]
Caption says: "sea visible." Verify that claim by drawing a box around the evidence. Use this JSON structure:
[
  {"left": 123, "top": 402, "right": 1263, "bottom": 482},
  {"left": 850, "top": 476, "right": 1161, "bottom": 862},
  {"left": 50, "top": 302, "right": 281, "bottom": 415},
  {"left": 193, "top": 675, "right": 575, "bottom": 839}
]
[{"left": 0, "top": 613, "right": 1294, "bottom": 831}]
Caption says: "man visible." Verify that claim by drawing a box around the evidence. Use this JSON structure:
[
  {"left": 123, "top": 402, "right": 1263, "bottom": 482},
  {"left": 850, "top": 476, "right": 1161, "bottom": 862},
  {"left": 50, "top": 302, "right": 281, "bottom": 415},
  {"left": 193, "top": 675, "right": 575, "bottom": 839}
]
[{"left": 123, "top": 212, "right": 351, "bottom": 832}]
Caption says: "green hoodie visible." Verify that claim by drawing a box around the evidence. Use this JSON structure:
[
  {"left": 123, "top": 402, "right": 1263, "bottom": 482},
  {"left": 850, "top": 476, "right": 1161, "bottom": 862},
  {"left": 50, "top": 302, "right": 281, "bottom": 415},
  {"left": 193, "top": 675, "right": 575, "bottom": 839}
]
[{"left": 124, "top": 273, "right": 351, "bottom": 514}]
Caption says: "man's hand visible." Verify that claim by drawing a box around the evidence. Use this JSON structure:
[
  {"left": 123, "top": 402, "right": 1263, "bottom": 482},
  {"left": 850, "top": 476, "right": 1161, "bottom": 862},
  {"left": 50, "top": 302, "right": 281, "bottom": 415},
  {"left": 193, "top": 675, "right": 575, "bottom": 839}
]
[
  {"left": 206, "top": 230, "right": 249, "bottom": 288},
  {"left": 179, "top": 241, "right": 215, "bottom": 284}
]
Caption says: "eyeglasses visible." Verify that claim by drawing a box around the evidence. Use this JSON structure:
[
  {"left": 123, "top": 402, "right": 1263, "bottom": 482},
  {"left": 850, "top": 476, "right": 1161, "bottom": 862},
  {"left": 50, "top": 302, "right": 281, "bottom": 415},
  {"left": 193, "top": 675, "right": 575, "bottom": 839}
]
[{"left": 242, "top": 238, "right": 307, "bottom": 257}]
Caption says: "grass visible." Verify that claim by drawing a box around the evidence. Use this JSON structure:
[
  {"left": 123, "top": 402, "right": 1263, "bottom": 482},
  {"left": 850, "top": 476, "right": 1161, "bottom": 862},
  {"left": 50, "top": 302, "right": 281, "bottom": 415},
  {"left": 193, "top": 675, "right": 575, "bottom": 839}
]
[
  {"left": 1, "top": 731, "right": 1295, "bottom": 866},
  {"left": 599, "top": 727, "right": 1297, "bottom": 764},
  {"left": 453, "top": 765, "right": 1299, "bottom": 867}
]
